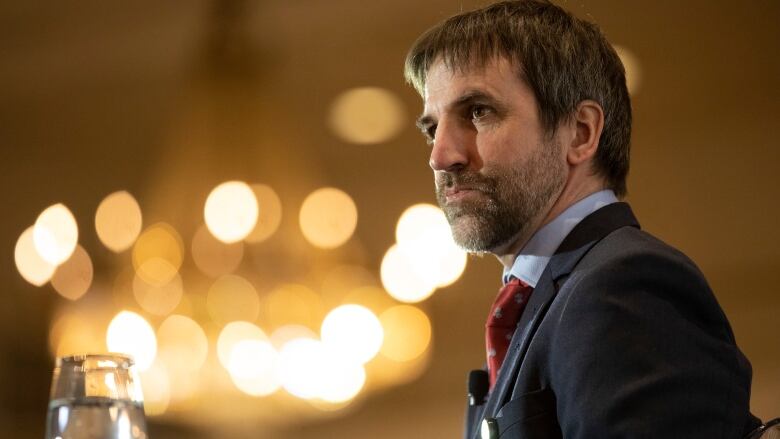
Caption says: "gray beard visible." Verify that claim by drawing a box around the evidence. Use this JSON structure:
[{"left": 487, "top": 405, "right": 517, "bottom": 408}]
[{"left": 435, "top": 141, "right": 566, "bottom": 253}]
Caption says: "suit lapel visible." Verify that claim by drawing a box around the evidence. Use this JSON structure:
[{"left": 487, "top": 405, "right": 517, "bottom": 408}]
[{"left": 471, "top": 203, "right": 640, "bottom": 438}]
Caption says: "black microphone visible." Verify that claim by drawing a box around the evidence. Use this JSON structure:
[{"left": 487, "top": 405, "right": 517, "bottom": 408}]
[{"left": 468, "top": 369, "right": 489, "bottom": 406}]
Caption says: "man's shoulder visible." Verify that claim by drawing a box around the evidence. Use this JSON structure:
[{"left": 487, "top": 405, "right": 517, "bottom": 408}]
[
  {"left": 556, "top": 224, "right": 731, "bottom": 337},
  {"left": 581, "top": 224, "right": 702, "bottom": 275}
]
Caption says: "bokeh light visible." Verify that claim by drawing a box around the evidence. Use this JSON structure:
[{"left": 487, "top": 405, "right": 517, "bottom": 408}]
[
  {"left": 132, "top": 223, "right": 184, "bottom": 286},
  {"left": 320, "top": 265, "right": 378, "bottom": 307},
  {"left": 368, "top": 341, "right": 431, "bottom": 389},
  {"left": 15, "top": 226, "right": 57, "bottom": 286},
  {"left": 140, "top": 361, "right": 170, "bottom": 416},
  {"left": 49, "top": 312, "right": 105, "bottom": 358},
  {"left": 246, "top": 184, "right": 283, "bottom": 243},
  {"left": 299, "top": 187, "right": 358, "bottom": 249},
  {"left": 269, "top": 325, "right": 317, "bottom": 351},
  {"left": 227, "top": 339, "right": 280, "bottom": 397},
  {"left": 95, "top": 191, "right": 143, "bottom": 252},
  {"left": 341, "top": 285, "right": 396, "bottom": 316},
  {"left": 166, "top": 369, "right": 201, "bottom": 404},
  {"left": 328, "top": 87, "right": 405, "bottom": 144},
  {"left": 191, "top": 224, "right": 244, "bottom": 277},
  {"left": 106, "top": 311, "right": 157, "bottom": 371},
  {"left": 278, "top": 338, "right": 326, "bottom": 400},
  {"left": 321, "top": 305, "right": 383, "bottom": 365},
  {"left": 614, "top": 45, "right": 642, "bottom": 95},
  {"left": 379, "top": 305, "right": 432, "bottom": 362},
  {"left": 261, "top": 283, "right": 324, "bottom": 331},
  {"left": 217, "top": 321, "right": 268, "bottom": 369},
  {"left": 278, "top": 337, "right": 366, "bottom": 403},
  {"left": 33, "top": 203, "right": 79, "bottom": 265},
  {"left": 204, "top": 181, "right": 258, "bottom": 243},
  {"left": 318, "top": 359, "right": 365, "bottom": 404},
  {"left": 51, "top": 244, "right": 93, "bottom": 301},
  {"left": 380, "top": 244, "right": 437, "bottom": 303},
  {"left": 156, "top": 315, "right": 208, "bottom": 373},
  {"left": 132, "top": 267, "right": 183, "bottom": 316},
  {"left": 206, "top": 275, "right": 260, "bottom": 325},
  {"left": 395, "top": 203, "right": 467, "bottom": 288}
]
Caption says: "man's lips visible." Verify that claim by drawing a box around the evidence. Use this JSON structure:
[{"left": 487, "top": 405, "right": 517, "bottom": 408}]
[{"left": 442, "top": 186, "right": 482, "bottom": 202}]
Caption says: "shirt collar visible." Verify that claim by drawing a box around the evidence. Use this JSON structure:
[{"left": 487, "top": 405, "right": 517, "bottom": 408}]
[{"left": 502, "top": 190, "right": 618, "bottom": 287}]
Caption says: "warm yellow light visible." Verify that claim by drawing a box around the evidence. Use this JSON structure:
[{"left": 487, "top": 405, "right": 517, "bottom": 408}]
[
  {"left": 132, "top": 223, "right": 184, "bottom": 285},
  {"left": 191, "top": 224, "right": 244, "bottom": 277},
  {"left": 217, "top": 321, "right": 268, "bottom": 369},
  {"left": 329, "top": 87, "right": 405, "bottom": 144},
  {"left": 269, "top": 325, "right": 318, "bottom": 351},
  {"left": 33, "top": 203, "right": 79, "bottom": 265},
  {"left": 318, "top": 357, "right": 366, "bottom": 404},
  {"left": 320, "top": 265, "right": 378, "bottom": 306},
  {"left": 379, "top": 305, "right": 432, "bottom": 362},
  {"left": 49, "top": 313, "right": 105, "bottom": 358},
  {"left": 204, "top": 181, "right": 258, "bottom": 244},
  {"left": 15, "top": 226, "right": 56, "bottom": 286},
  {"left": 156, "top": 315, "right": 208, "bottom": 373},
  {"left": 341, "top": 286, "right": 396, "bottom": 316},
  {"left": 206, "top": 275, "right": 260, "bottom": 325},
  {"left": 227, "top": 340, "right": 280, "bottom": 397},
  {"left": 277, "top": 337, "right": 366, "bottom": 403},
  {"left": 51, "top": 244, "right": 93, "bottom": 301},
  {"left": 278, "top": 338, "right": 325, "bottom": 400},
  {"left": 321, "top": 305, "right": 383, "bottom": 365},
  {"left": 95, "top": 191, "right": 143, "bottom": 252},
  {"left": 132, "top": 266, "right": 183, "bottom": 316},
  {"left": 167, "top": 369, "right": 201, "bottom": 404},
  {"left": 380, "top": 244, "right": 437, "bottom": 303},
  {"left": 614, "top": 45, "right": 642, "bottom": 96},
  {"left": 299, "top": 187, "right": 358, "bottom": 249},
  {"left": 106, "top": 311, "right": 157, "bottom": 371},
  {"left": 246, "top": 184, "right": 283, "bottom": 243},
  {"left": 140, "top": 361, "right": 170, "bottom": 416},
  {"left": 369, "top": 343, "right": 431, "bottom": 388},
  {"left": 395, "top": 204, "right": 444, "bottom": 245},
  {"left": 396, "top": 203, "right": 467, "bottom": 288},
  {"left": 261, "top": 284, "right": 324, "bottom": 331}
]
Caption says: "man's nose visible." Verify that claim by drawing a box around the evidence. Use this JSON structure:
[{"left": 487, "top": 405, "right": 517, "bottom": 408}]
[{"left": 429, "top": 119, "right": 470, "bottom": 172}]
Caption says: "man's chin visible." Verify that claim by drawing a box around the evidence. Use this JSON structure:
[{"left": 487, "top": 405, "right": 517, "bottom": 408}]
[{"left": 448, "top": 216, "right": 496, "bottom": 254}]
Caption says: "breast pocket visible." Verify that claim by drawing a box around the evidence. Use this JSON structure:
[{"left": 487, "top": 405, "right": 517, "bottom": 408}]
[{"left": 493, "top": 387, "right": 561, "bottom": 439}]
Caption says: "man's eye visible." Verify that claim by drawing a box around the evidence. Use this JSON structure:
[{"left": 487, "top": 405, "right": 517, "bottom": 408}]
[
  {"left": 422, "top": 125, "right": 436, "bottom": 143},
  {"left": 471, "top": 105, "right": 491, "bottom": 120}
]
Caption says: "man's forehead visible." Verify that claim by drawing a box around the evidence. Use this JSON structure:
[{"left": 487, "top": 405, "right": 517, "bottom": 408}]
[{"left": 423, "top": 56, "right": 521, "bottom": 104}]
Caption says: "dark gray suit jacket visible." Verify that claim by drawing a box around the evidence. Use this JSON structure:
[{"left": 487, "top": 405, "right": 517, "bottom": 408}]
[{"left": 466, "top": 202, "right": 759, "bottom": 439}]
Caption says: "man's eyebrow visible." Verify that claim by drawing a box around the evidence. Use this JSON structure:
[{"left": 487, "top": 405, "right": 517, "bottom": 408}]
[
  {"left": 452, "top": 90, "right": 496, "bottom": 107},
  {"left": 416, "top": 90, "right": 498, "bottom": 131}
]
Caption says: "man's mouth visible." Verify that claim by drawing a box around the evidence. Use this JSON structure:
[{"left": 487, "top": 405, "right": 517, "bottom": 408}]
[{"left": 442, "top": 186, "right": 481, "bottom": 203}]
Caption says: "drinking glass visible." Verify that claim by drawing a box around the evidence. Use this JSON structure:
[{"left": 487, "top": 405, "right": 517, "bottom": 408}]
[{"left": 45, "top": 353, "right": 148, "bottom": 439}]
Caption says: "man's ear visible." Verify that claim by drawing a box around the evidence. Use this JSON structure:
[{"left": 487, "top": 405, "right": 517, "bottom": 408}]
[{"left": 567, "top": 100, "right": 604, "bottom": 165}]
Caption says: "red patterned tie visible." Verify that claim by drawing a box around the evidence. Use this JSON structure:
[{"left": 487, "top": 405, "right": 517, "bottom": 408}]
[{"left": 485, "top": 277, "right": 534, "bottom": 388}]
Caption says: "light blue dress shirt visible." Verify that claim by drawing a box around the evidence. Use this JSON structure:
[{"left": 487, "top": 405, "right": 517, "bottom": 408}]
[{"left": 502, "top": 190, "right": 618, "bottom": 287}]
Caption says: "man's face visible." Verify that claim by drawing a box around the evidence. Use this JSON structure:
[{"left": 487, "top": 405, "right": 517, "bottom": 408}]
[{"left": 418, "top": 56, "right": 567, "bottom": 253}]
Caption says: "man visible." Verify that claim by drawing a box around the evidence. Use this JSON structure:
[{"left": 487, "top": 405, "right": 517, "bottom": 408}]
[{"left": 404, "top": 1, "right": 760, "bottom": 438}]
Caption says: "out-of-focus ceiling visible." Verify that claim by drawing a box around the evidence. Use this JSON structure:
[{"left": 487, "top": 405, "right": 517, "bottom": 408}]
[{"left": 1, "top": 1, "right": 778, "bottom": 438}]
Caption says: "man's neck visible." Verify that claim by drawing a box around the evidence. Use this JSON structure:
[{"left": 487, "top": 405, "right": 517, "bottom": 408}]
[{"left": 493, "top": 180, "right": 608, "bottom": 269}]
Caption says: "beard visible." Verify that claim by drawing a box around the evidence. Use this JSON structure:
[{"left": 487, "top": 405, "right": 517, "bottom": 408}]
[{"left": 435, "top": 140, "right": 566, "bottom": 253}]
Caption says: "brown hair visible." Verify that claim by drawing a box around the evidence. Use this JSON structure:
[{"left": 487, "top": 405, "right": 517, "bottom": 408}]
[{"left": 404, "top": 0, "right": 631, "bottom": 197}]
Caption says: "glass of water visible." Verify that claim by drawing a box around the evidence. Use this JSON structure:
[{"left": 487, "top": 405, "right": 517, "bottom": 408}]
[{"left": 45, "top": 353, "right": 148, "bottom": 439}]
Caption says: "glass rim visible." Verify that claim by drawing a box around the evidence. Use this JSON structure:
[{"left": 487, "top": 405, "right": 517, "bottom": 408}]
[{"left": 56, "top": 353, "right": 135, "bottom": 367}]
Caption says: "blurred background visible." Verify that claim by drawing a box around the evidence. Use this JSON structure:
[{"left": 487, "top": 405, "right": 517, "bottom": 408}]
[{"left": 1, "top": 0, "right": 778, "bottom": 437}]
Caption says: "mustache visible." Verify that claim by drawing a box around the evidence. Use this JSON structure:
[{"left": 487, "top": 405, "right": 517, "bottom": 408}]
[{"left": 436, "top": 171, "right": 495, "bottom": 193}]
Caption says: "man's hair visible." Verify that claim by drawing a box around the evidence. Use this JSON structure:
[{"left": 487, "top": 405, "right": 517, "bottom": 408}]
[{"left": 404, "top": 0, "right": 631, "bottom": 197}]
